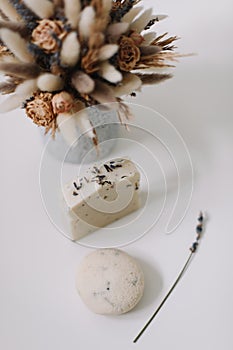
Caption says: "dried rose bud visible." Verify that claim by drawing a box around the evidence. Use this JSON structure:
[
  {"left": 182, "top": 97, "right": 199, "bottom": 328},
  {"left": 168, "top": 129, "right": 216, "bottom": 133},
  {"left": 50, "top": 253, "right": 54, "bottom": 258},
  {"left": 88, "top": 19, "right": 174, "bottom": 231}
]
[
  {"left": 52, "top": 91, "right": 74, "bottom": 114},
  {"left": 31, "top": 19, "right": 66, "bottom": 53},
  {"left": 25, "top": 92, "right": 55, "bottom": 127},
  {"left": 118, "top": 36, "right": 141, "bottom": 72},
  {"left": 130, "top": 32, "right": 145, "bottom": 46}
]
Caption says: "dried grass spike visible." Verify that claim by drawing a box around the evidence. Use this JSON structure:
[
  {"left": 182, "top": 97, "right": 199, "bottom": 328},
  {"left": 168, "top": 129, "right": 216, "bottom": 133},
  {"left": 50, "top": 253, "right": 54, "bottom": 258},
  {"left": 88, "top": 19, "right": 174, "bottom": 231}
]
[
  {"left": 130, "top": 8, "right": 153, "bottom": 33},
  {"left": 99, "top": 62, "right": 122, "bottom": 83},
  {"left": 37, "top": 74, "right": 64, "bottom": 92},
  {"left": 0, "top": 0, "right": 20, "bottom": 21},
  {"left": 140, "top": 46, "right": 161, "bottom": 56},
  {"left": 72, "top": 71, "right": 95, "bottom": 94},
  {"left": 64, "top": 0, "right": 81, "bottom": 29},
  {"left": 0, "top": 62, "right": 40, "bottom": 79},
  {"left": 122, "top": 6, "right": 143, "bottom": 23},
  {"left": 102, "top": 0, "right": 113, "bottom": 14},
  {"left": 91, "top": 80, "right": 117, "bottom": 105},
  {"left": 107, "top": 22, "right": 129, "bottom": 38},
  {"left": 15, "top": 79, "right": 37, "bottom": 97},
  {"left": 0, "top": 80, "right": 18, "bottom": 94},
  {"left": 60, "top": 32, "right": 80, "bottom": 67},
  {"left": 151, "top": 32, "right": 178, "bottom": 49},
  {"left": 137, "top": 73, "right": 172, "bottom": 85},
  {"left": 141, "top": 32, "right": 157, "bottom": 46},
  {"left": 0, "top": 28, "right": 33, "bottom": 63},
  {"left": 79, "top": 6, "right": 95, "bottom": 39},
  {"left": 23, "top": 0, "right": 54, "bottom": 19},
  {"left": 98, "top": 44, "right": 118, "bottom": 61},
  {"left": 0, "top": 21, "right": 29, "bottom": 38},
  {"left": 154, "top": 14, "right": 168, "bottom": 22},
  {"left": 113, "top": 73, "right": 141, "bottom": 97}
]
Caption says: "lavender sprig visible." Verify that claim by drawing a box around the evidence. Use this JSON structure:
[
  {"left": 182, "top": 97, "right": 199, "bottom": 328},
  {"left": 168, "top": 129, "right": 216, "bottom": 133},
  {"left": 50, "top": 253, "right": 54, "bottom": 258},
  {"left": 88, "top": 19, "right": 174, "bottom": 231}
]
[{"left": 133, "top": 211, "right": 205, "bottom": 343}]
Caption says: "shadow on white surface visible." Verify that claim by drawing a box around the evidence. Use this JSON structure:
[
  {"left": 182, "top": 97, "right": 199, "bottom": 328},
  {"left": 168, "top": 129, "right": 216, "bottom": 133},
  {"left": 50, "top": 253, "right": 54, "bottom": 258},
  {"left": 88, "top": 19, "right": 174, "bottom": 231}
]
[{"left": 133, "top": 258, "right": 163, "bottom": 312}]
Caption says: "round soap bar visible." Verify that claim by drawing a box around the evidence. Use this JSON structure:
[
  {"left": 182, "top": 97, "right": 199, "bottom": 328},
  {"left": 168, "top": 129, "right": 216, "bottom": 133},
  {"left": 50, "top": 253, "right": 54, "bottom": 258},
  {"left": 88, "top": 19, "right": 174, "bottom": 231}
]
[{"left": 76, "top": 248, "right": 144, "bottom": 315}]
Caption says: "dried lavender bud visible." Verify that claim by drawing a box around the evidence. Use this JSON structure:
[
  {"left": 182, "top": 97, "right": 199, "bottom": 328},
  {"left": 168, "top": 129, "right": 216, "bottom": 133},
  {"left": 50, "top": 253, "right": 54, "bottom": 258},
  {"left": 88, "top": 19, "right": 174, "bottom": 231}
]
[
  {"left": 196, "top": 224, "right": 203, "bottom": 233},
  {"left": 190, "top": 242, "right": 199, "bottom": 253},
  {"left": 198, "top": 212, "right": 204, "bottom": 222}
]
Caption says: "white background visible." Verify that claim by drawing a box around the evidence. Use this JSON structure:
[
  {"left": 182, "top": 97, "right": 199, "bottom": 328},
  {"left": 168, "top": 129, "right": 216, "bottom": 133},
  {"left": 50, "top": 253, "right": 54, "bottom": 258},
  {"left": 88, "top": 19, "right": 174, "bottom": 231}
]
[{"left": 1, "top": 1, "right": 233, "bottom": 349}]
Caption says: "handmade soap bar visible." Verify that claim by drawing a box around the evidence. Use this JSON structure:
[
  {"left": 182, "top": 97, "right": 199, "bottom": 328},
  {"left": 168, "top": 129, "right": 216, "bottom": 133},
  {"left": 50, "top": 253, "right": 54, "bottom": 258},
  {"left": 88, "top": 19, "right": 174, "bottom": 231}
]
[
  {"left": 63, "top": 158, "right": 140, "bottom": 240},
  {"left": 76, "top": 248, "right": 144, "bottom": 315}
]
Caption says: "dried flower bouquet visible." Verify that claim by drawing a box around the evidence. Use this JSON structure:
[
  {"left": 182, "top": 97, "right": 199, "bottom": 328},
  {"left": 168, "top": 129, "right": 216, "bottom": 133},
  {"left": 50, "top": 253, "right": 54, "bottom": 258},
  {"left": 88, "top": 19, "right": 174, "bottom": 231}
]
[{"left": 0, "top": 0, "right": 180, "bottom": 145}]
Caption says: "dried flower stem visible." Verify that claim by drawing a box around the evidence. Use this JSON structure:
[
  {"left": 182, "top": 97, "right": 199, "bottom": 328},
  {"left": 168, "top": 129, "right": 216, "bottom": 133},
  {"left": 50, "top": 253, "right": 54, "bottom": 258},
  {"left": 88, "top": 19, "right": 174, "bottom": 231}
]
[{"left": 133, "top": 211, "right": 205, "bottom": 343}]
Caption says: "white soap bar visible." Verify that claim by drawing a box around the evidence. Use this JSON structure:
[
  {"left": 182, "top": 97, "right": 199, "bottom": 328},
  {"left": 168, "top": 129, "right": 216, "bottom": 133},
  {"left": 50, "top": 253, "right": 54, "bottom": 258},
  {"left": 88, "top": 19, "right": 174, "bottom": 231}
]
[
  {"left": 63, "top": 158, "right": 140, "bottom": 240},
  {"left": 76, "top": 248, "right": 144, "bottom": 315}
]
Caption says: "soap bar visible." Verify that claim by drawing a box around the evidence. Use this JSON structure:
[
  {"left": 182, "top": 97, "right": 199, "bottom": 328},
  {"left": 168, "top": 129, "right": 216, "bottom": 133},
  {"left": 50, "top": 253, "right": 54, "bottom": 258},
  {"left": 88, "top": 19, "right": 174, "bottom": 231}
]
[
  {"left": 76, "top": 249, "right": 144, "bottom": 315},
  {"left": 63, "top": 158, "right": 140, "bottom": 240}
]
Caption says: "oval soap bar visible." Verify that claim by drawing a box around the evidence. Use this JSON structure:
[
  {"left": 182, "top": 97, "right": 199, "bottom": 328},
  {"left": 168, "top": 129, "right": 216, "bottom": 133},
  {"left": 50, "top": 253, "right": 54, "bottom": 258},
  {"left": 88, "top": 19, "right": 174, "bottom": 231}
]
[{"left": 76, "top": 248, "right": 144, "bottom": 315}]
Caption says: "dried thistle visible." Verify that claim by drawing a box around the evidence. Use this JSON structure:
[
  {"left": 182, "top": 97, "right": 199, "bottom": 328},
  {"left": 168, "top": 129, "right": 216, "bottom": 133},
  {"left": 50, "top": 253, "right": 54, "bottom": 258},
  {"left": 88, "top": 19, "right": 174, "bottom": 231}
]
[{"left": 0, "top": 0, "right": 180, "bottom": 142}]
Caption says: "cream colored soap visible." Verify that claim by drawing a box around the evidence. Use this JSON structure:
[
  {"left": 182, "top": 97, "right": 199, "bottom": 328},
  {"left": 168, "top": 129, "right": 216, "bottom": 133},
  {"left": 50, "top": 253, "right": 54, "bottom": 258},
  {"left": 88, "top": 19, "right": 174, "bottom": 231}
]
[
  {"left": 63, "top": 158, "right": 140, "bottom": 240},
  {"left": 76, "top": 249, "right": 144, "bottom": 315}
]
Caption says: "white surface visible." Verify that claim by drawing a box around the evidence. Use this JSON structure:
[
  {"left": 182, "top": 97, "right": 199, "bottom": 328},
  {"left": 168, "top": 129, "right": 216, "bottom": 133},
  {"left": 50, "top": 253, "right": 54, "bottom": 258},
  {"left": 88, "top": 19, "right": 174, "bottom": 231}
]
[{"left": 1, "top": 1, "right": 233, "bottom": 349}]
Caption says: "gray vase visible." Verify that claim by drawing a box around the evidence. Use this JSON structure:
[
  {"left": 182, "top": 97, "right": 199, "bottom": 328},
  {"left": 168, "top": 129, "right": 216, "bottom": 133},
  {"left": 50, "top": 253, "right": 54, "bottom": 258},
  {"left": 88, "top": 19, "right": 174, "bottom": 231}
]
[{"left": 43, "top": 106, "right": 119, "bottom": 163}]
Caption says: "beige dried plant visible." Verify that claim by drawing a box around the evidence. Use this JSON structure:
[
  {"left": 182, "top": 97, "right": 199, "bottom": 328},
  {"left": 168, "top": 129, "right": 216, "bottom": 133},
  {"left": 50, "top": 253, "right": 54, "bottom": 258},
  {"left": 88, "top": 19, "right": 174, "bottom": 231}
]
[{"left": 0, "top": 0, "right": 179, "bottom": 142}]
